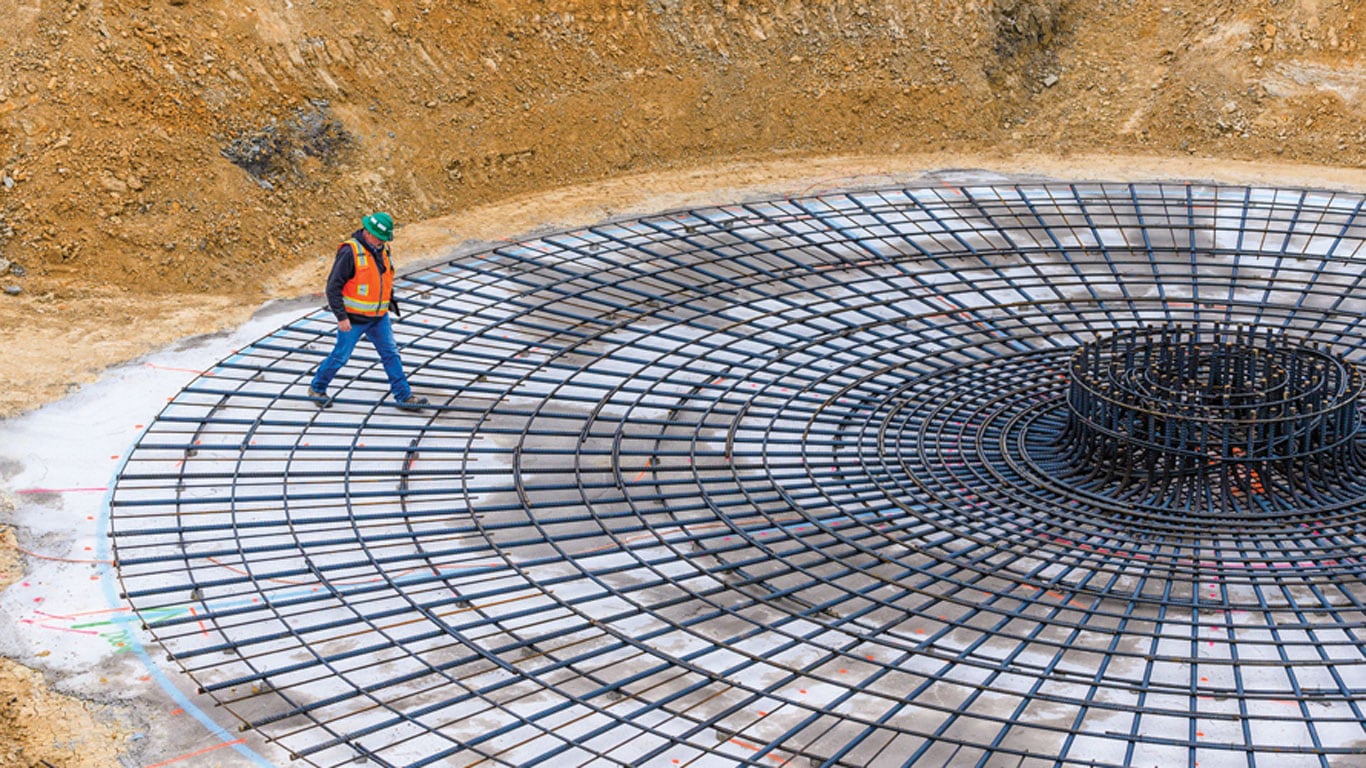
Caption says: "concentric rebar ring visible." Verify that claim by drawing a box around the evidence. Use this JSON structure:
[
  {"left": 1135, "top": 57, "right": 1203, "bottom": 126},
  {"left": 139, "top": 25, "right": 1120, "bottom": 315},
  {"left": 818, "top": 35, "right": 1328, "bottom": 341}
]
[{"left": 111, "top": 183, "right": 1366, "bottom": 768}]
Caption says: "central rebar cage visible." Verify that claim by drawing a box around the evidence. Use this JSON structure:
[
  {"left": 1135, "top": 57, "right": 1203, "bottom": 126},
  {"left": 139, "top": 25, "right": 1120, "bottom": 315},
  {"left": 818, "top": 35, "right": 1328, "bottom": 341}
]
[
  {"left": 1062, "top": 325, "right": 1364, "bottom": 512},
  {"left": 108, "top": 182, "right": 1366, "bottom": 768}
]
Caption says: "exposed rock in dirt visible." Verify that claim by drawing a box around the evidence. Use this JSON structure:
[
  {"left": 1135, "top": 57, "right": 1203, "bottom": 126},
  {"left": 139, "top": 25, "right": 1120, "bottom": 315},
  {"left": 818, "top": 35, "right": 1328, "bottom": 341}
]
[
  {"left": 992, "top": 0, "right": 1067, "bottom": 59},
  {"left": 220, "top": 101, "right": 354, "bottom": 186}
]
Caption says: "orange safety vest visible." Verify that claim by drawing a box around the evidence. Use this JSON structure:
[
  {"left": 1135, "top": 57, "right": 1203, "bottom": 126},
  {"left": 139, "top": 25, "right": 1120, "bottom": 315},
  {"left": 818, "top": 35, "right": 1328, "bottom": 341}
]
[{"left": 339, "top": 238, "right": 394, "bottom": 317}]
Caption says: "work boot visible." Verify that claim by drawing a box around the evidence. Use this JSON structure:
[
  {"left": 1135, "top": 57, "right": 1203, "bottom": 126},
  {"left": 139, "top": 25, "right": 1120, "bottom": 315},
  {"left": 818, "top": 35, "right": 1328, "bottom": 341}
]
[
  {"left": 395, "top": 394, "right": 429, "bottom": 411},
  {"left": 307, "top": 388, "right": 332, "bottom": 408}
]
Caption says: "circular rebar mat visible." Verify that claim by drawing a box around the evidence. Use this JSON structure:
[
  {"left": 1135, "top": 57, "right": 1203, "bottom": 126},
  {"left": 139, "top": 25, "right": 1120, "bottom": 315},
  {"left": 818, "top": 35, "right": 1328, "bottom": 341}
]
[{"left": 111, "top": 183, "right": 1366, "bottom": 768}]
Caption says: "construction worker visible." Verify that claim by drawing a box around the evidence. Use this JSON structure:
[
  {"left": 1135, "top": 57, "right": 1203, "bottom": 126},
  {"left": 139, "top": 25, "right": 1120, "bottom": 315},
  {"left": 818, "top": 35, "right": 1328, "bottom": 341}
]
[{"left": 308, "top": 212, "right": 429, "bottom": 410}]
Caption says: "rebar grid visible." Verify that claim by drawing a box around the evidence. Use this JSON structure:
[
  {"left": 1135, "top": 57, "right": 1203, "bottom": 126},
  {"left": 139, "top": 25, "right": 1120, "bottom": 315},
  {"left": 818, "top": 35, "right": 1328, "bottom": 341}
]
[{"left": 110, "top": 183, "right": 1366, "bottom": 768}]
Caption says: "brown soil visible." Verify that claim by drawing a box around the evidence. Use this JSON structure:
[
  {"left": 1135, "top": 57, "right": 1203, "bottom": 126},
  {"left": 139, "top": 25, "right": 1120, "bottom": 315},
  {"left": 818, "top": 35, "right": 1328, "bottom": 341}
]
[
  {"left": 0, "top": 659, "right": 122, "bottom": 768},
  {"left": 0, "top": 0, "right": 1362, "bottom": 764}
]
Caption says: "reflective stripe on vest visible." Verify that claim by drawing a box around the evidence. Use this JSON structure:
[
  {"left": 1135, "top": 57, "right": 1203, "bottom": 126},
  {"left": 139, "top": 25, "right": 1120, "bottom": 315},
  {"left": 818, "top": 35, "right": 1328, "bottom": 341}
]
[{"left": 339, "top": 239, "right": 393, "bottom": 316}]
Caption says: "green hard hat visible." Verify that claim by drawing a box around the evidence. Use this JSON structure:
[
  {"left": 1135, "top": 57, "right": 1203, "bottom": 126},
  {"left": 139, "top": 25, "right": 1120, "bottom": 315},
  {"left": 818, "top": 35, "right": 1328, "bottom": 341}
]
[{"left": 362, "top": 211, "right": 395, "bottom": 242}]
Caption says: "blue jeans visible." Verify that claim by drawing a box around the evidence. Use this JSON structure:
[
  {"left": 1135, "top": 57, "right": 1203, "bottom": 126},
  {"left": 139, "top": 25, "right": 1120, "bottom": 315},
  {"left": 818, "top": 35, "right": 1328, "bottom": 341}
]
[{"left": 310, "top": 314, "right": 412, "bottom": 400}]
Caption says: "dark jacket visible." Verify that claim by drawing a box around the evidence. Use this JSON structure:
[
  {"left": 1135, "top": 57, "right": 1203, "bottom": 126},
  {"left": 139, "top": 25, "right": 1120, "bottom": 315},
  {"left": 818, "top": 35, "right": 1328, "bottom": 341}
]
[{"left": 325, "top": 229, "right": 398, "bottom": 324}]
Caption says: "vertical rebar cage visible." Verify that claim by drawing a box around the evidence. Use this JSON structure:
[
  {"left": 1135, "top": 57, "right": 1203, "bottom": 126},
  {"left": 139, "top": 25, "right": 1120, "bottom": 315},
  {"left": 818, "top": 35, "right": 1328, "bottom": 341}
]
[
  {"left": 1062, "top": 325, "right": 1364, "bottom": 512},
  {"left": 110, "top": 183, "right": 1366, "bottom": 767}
]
